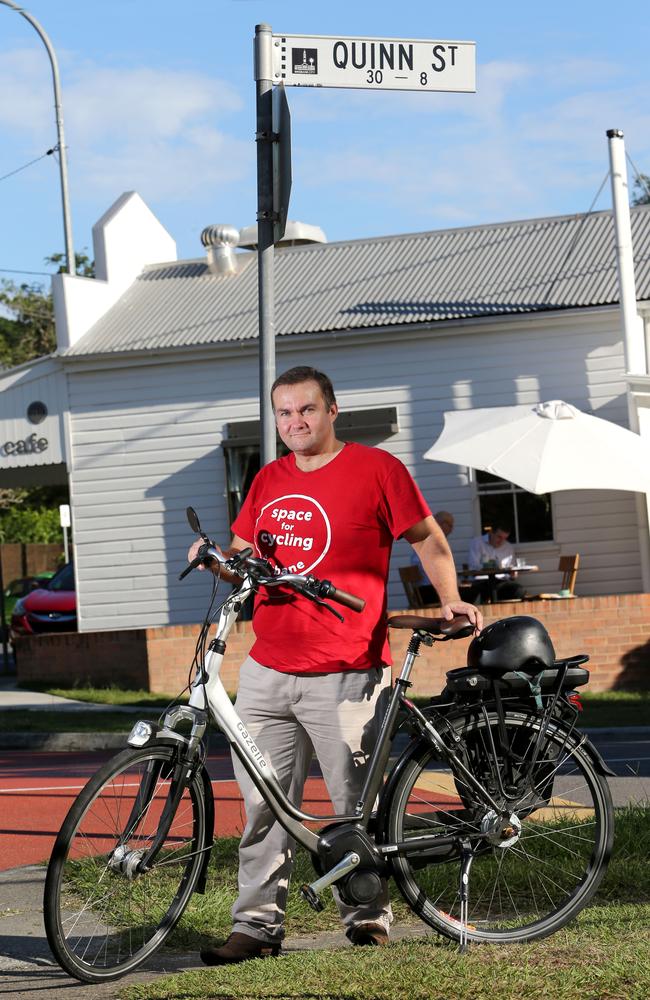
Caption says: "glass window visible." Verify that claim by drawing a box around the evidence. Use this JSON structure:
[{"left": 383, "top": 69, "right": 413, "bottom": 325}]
[
  {"left": 475, "top": 471, "right": 553, "bottom": 544},
  {"left": 48, "top": 563, "right": 75, "bottom": 592}
]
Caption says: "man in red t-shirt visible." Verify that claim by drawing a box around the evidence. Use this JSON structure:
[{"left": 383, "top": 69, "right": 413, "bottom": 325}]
[{"left": 189, "top": 366, "right": 481, "bottom": 965}]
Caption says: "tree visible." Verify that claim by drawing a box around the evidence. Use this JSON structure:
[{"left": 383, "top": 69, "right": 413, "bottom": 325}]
[
  {"left": 0, "top": 280, "right": 56, "bottom": 367},
  {"left": 0, "top": 504, "right": 63, "bottom": 543},
  {"left": 631, "top": 173, "right": 650, "bottom": 206},
  {"left": 0, "top": 251, "right": 94, "bottom": 370},
  {"left": 0, "top": 488, "right": 27, "bottom": 510}
]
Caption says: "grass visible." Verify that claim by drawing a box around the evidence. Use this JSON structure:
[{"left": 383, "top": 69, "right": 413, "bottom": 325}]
[
  {"left": 106, "top": 805, "right": 649, "bottom": 951},
  {"left": 17, "top": 681, "right": 187, "bottom": 707},
  {"left": 120, "top": 905, "right": 650, "bottom": 1000},
  {"left": 117, "top": 807, "right": 650, "bottom": 1000},
  {"left": 0, "top": 710, "right": 162, "bottom": 734},
  {"left": 5, "top": 685, "right": 648, "bottom": 734},
  {"left": 579, "top": 690, "right": 650, "bottom": 728}
]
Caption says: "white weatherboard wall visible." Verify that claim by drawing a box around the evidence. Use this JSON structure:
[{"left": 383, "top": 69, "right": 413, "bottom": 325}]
[
  {"left": 67, "top": 307, "right": 641, "bottom": 632},
  {"left": 0, "top": 357, "right": 68, "bottom": 476}
]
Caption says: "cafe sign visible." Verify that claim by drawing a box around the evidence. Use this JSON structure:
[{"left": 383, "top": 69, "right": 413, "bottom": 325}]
[{"left": 1, "top": 432, "right": 49, "bottom": 457}]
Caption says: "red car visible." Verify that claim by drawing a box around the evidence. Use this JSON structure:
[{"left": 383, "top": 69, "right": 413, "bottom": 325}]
[{"left": 10, "top": 563, "right": 77, "bottom": 641}]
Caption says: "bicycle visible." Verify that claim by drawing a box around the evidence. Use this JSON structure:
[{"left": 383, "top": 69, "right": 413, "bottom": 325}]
[{"left": 44, "top": 507, "right": 614, "bottom": 982}]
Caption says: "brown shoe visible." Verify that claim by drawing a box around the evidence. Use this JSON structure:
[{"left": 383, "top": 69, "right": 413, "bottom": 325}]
[
  {"left": 347, "top": 922, "right": 389, "bottom": 947},
  {"left": 200, "top": 931, "right": 281, "bottom": 966}
]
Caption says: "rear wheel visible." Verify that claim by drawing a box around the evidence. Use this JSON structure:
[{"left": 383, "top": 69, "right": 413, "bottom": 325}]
[
  {"left": 384, "top": 712, "right": 613, "bottom": 943},
  {"left": 44, "top": 744, "right": 208, "bottom": 982}
]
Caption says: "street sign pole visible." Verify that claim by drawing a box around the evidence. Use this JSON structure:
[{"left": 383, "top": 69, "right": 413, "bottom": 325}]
[
  {"left": 0, "top": 547, "right": 9, "bottom": 674},
  {"left": 60, "top": 504, "right": 71, "bottom": 563},
  {"left": 254, "top": 23, "right": 277, "bottom": 467},
  {"left": 252, "top": 27, "right": 475, "bottom": 467}
]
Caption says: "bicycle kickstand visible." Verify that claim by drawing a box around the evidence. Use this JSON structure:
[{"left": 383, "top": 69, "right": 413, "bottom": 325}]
[{"left": 458, "top": 839, "right": 474, "bottom": 954}]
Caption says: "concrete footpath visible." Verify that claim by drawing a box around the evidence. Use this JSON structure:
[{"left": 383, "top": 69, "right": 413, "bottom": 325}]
[
  {"left": 0, "top": 864, "right": 429, "bottom": 999},
  {"left": 0, "top": 673, "right": 232, "bottom": 751}
]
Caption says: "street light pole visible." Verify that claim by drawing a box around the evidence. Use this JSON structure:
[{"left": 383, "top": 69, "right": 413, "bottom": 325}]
[
  {"left": 1, "top": 0, "right": 75, "bottom": 275},
  {"left": 254, "top": 23, "right": 277, "bottom": 467}
]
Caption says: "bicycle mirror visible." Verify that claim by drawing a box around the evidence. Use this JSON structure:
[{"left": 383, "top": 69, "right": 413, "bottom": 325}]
[{"left": 186, "top": 507, "right": 202, "bottom": 534}]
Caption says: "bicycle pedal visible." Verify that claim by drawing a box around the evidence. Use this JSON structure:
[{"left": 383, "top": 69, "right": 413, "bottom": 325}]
[{"left": 299, "top": 883, "right": 324, "bottom": 912}]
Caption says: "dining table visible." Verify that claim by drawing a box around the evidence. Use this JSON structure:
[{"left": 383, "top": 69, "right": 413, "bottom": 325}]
[{"left": 457, "top": 564, "right": 539, "bottom": 604}]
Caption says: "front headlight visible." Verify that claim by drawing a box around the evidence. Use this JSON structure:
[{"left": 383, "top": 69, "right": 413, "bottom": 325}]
[
  {"left": 128, "top": 721, "right": 154, "bottom": 747},
  {"left": 12, "top": 598, "right": 27, "bottom": 617}
]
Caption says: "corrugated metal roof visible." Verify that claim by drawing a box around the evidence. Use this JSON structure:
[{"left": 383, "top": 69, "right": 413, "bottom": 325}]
[{"left": 65, "top": 205, "right": 650, "bottom": 358}]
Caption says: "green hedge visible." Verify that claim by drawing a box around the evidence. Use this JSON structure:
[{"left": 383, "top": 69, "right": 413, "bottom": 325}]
[{"left": 0, "top": 506, "right": 64, "bottom": 543}]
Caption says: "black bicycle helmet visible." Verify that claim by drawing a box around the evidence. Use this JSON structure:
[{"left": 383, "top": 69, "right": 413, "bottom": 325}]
[{"left": 467, "top": 616, "right": 556, "bottom": 674}]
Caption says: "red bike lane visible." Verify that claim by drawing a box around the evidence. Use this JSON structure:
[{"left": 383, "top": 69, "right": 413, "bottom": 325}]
[{"left": 0, "top": 748, "right": 334, "bottom": 871}]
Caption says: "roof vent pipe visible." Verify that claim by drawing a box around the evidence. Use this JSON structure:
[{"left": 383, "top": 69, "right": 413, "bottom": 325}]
[
  {"left": 201, "top": 224, "right": 239, "bottom": 276},
  {"left": 606, "top": 129, "right": 647, "bottom": 375}
]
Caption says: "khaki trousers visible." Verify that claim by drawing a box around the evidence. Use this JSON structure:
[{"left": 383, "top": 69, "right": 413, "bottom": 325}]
[{"left": 230, "top": 656, "right": 393, "bottom": 943}]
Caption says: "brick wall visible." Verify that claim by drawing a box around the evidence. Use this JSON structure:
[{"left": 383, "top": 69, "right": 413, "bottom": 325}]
[
  {"left": 1, "top": 543, "right": 64, "bottom": 580},
  {"left": 16, "top": 593, "right": 650, "bottom": 694},
  {"left": 386, "top": 594, "right": 650, "bottom": 694},
  {"left": 16, "top": 629, "right": 149, "bottom": 688}
]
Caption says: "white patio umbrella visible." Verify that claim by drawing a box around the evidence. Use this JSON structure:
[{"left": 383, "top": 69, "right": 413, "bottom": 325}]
[{"left": 424, "top": 400, "right": 650, "bottom": 494}]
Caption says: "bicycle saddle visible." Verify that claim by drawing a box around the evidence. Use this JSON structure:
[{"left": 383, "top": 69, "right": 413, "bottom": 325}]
[{"left": 387, "top": 615, "right": 474, "bottom": 638}]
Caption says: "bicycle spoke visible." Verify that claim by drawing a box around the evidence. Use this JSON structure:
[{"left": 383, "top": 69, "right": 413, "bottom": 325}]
[
  {"left": 388, "top": 712, "right": 611, "bottom": 943},
  {"left": 45, "top": 747, "right": 206, "bottom": 980}
]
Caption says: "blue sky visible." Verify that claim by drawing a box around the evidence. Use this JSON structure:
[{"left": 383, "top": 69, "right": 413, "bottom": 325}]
[{"left": 1, "top": 0, "right": 649, "bottom": 284}]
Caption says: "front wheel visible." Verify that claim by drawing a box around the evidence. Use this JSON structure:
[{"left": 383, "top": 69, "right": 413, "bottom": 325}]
[
  {"left": 383, "top": 712, "right": 613, "bottom": 943},
  {"left": 44, "top": 744, "right": 209, "bottom": 982}
]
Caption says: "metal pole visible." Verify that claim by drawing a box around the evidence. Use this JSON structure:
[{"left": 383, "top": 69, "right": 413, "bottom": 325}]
[
  {"left": 606, "top": 129, "right": 650, "bottom": 591},
  {"left": 0, "top": 548, "right": 10, "bottom": 674},
  {"left": 254, "top": 23, "right": 277, "bottom": 466},
  {"left": 1, "top": 0, "right": 75, "bottom": 275},
  {"left": 606, "top": 129, "right": 646, "bottom": 375}
]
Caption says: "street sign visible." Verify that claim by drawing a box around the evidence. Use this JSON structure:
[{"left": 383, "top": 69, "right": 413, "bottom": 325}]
[
  {"left": 59, "top": 503, "right": 71, "bottom": 562},
  {"left": 271, "top": 34, "right": 475, "bottom": 92},
  {"left": 272, "top": 84, "right": 292, "bottom": 243}
]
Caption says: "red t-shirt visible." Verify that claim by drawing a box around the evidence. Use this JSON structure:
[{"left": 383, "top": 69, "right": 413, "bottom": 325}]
[{"left": 231, "top": 442, "right": 431, "bottom": 674}]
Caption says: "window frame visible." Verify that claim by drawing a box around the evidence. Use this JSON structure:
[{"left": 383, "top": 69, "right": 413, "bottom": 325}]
[{"left": 471, "top": 469, "right": 555, "bottom": 546}]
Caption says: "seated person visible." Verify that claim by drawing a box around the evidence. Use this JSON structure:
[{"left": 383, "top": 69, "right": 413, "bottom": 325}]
[
  {"left": 467, "top": 523, "right": 524, "bottom": 602},
  {"left": 410, "top": 511, "right": 455, "bottom": 604}
]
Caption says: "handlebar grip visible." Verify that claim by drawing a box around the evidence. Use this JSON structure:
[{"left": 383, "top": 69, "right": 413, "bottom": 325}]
[
  {"left": 324, "top": 585, "right": 365, "bottom": 613},
  {"left": 179, "top": 555, "right": 203, "bottom": 580},
  {"left": 225, "top": 547, "right": 254, "bottom": 570}
]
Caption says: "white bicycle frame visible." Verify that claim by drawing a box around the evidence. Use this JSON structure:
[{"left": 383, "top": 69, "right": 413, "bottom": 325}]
[
  {"left": 145, "top": 562, "right": 495, "bottom": 874},
  {"left": 182, "top": 577, "right": 362, "bottom": 854}
]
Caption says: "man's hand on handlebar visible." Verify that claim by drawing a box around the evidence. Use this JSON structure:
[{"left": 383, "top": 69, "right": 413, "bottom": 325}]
[{"left": 186, "top": 537, "right": 251, "bottom": 584}]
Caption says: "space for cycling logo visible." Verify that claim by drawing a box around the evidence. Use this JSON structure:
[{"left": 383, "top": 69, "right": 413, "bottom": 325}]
[{"left": 254, "top": 494, "right": 331, "bottom": 574}]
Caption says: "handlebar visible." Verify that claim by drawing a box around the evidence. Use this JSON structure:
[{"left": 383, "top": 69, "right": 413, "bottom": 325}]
[
  {"left": 315, "top": 581, "right": 365, "bottom": 613},
  {"left": 179, "top": 541, "right": 366, "bottom": 614}
]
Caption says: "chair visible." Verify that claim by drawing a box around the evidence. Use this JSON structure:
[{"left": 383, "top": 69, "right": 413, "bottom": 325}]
[
  {"left": 558, "top": 554, "right": 580, "bottom": 594},
  {"left": 528, "top": 554, "right": 580, "bottom": 600},
  {"left": 398, "top": 566, "right": 438, "bottom": 609}
]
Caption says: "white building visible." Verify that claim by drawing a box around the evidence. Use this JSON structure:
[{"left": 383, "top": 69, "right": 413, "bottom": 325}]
[{"left": 2, "top": 191, "right": 649, "bottom": 632}]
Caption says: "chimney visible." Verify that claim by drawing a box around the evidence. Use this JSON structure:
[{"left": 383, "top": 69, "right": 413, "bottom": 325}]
[{"left": 201, "top": 224, "right": 239, "bottom": 276}]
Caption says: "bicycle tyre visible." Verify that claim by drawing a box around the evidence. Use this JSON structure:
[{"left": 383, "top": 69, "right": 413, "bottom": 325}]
[
  {"left": 44, "top": 743, "right": 208, "bottom": 982},
  {"left": 383, "top": 711, "right": 613, "bottom": 943}
]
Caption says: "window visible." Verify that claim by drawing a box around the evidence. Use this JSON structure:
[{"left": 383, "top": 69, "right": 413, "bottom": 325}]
[
  {"left": 475, "top": 471, "right": 553, "bottom": 544},
  {"left": 221, "top": 407, "right": 398, "bottom": 622},
  {"left": 222, "top": 407, "right": 399, "bottom": 523},
  {"left": 48, "top": 563, "right": 75, "bottom": 591}
]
